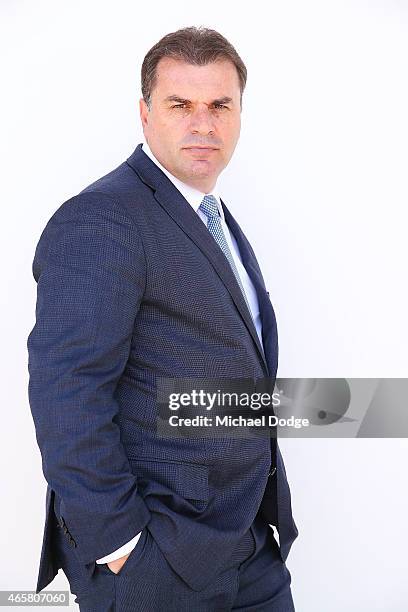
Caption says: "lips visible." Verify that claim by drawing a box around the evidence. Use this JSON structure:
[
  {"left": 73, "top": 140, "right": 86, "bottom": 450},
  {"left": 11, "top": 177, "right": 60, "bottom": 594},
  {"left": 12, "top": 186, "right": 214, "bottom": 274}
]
[{"left": 184, "top": 147, "right": 217, "bottom": 154}]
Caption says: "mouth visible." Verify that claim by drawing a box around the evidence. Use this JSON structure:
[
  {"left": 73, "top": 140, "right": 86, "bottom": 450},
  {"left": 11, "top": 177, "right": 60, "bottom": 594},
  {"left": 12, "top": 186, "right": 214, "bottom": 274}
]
[{"left": 183, "top": 147, "right": 218, "bottom": 155}]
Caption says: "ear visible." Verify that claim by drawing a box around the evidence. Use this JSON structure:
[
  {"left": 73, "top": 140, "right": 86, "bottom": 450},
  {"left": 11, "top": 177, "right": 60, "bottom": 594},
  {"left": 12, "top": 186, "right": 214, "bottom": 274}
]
[{"left": 139, "top": 97, "right": 149, "bottom": 130}]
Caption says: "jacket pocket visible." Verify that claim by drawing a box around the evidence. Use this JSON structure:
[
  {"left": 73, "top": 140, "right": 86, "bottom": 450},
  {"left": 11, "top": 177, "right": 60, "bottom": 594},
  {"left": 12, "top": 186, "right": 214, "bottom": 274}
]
[{"left": 127, "top": 456, "right": 209, "bottom": 505}]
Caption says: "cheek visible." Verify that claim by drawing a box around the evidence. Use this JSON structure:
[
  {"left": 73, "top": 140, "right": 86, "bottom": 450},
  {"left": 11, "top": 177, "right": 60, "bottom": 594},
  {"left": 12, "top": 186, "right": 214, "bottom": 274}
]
[
  {"left": 223, "top": 125, "right": 240, "bottom": 150},
  {"left": 162, "top": 118, "right": 189, "bottom": 141},
  {"left": 151, "top": 122, "right": 181, "bottom": 151},
  {"left": 222, "top": 115, "right": 240, "bottom": 135}
]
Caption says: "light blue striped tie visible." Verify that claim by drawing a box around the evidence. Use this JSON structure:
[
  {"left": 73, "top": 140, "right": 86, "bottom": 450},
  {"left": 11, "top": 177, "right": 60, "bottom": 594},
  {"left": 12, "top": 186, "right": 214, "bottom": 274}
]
[{"left": 199, "top": 194, "right": 252, "bottom": 315}]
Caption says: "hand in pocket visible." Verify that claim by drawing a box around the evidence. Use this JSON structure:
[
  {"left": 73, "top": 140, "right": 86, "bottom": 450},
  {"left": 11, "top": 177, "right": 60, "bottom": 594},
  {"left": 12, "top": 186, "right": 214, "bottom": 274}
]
[{"left": 107, "top": 551, "right": 131, "bottom": 574}]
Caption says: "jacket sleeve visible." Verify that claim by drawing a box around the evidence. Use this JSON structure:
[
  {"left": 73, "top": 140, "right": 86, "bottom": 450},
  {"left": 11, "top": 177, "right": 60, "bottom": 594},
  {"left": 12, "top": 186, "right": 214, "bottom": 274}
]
[{"left": 27, "top": 191, "right": 151, "bottom": 564}]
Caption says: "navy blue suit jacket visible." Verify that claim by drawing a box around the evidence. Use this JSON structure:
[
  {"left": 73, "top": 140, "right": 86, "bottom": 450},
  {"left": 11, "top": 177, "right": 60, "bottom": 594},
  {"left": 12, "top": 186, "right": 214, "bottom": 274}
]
[{"left": 27, "top": 143, "right": 298, "bottom": 593}]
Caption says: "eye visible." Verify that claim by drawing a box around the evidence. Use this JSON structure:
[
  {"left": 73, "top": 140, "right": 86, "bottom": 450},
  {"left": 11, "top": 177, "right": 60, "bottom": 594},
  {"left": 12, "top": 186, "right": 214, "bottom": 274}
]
[{"left": 171, "top": 103, "right": 228, "bottom": 110}]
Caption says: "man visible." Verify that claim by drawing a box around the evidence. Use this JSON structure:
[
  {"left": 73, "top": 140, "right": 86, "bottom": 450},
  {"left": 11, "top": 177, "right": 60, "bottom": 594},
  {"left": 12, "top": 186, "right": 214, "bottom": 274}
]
[{"left": 27, "top": 26, "right": 298, "bottom": 610}]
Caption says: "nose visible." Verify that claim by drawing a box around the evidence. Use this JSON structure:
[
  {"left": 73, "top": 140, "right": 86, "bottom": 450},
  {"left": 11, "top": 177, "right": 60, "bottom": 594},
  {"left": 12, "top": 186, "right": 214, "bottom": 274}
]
[{"left": 189, "top": 104, "right": 215, "bottom": 135}]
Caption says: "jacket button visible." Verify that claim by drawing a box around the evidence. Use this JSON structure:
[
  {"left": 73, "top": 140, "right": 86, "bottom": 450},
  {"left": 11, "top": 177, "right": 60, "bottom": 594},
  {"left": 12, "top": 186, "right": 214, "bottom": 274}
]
[
  {"left": 268, "top": 466, "right": 277, "bottom": 477},
  {"left": 68, "top": 537, "right": 77, "bottom": 547}
]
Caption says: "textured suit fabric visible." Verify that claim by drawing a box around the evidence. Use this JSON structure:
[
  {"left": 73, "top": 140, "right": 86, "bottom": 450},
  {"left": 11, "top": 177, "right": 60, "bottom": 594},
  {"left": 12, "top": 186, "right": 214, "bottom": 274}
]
[
  {"left": 27, "top": 143, "right": 298, "bottom": 595},
  {"left": 52, "top": 508, "right": 294, "bottom": 611}
]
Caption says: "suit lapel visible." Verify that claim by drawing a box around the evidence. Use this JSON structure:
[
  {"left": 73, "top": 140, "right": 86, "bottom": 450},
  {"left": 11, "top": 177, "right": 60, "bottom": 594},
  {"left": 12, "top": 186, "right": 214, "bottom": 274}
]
[
  {"left": 126, "top": 144, "right": 270, "bottom": 376},
  {"left": 222, "top": 201, "right": 278, "bottom": 380}
]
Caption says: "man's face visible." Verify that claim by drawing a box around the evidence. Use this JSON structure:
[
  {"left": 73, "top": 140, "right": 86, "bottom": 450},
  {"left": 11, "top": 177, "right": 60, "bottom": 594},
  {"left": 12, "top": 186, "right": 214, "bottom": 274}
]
[{"left": 139, "top": 57, "right": 242, "bottom": 193}]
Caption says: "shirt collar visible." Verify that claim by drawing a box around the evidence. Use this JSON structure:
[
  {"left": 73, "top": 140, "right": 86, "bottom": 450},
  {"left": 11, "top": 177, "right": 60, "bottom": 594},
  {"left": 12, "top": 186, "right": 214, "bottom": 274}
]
[{"left": 141, "top": 139, "right": 225, "bottom": 221}]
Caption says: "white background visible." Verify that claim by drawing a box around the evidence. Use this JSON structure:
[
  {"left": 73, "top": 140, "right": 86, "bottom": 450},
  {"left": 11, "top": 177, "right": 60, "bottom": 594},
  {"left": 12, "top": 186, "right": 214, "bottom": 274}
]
[{"left": 1, "top": 1, "right": 407, "bottom": 610}]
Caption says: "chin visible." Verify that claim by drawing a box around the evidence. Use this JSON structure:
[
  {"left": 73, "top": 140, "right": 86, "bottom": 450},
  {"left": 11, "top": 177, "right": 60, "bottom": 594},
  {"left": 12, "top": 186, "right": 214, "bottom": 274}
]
[{"left": 189, "top": 167, "right": 213, "bottom": 179}]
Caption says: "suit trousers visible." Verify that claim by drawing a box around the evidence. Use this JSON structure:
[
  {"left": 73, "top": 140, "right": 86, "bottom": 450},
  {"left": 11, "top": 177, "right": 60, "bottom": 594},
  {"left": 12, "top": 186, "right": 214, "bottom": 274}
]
[{"left": 54, "top": 510, "right": 295, "bottom": 611}]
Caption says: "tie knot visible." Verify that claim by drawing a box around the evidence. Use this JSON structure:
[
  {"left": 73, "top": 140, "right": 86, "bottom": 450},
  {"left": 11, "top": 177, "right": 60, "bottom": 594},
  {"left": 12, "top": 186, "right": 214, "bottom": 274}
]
[{"left": 199, "top": 194, "right": 219, "bottom": 219}]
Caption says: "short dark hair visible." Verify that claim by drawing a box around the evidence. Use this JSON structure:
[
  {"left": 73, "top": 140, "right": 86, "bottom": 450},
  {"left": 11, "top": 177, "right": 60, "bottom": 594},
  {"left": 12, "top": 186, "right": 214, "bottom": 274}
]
[{"left": 141, "top": 26, "right": 247, "bottom": 110}]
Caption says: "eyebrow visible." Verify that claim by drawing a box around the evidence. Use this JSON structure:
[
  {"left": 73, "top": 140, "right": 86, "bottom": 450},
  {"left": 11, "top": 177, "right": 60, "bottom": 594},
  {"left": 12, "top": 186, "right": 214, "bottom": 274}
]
[{"left": 164, "top": 95, "right": 233, "bottom": 106}]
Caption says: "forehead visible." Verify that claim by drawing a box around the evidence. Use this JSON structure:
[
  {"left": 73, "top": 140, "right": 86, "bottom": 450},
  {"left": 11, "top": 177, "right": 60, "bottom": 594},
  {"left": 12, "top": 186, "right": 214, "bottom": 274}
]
[{"left": 154, "top": 57, "right": 240, "bottom": 98}]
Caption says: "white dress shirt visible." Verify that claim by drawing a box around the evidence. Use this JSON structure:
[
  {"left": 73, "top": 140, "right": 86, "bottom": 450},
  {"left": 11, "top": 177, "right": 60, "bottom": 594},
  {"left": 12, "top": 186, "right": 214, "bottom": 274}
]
[{"left": 96, "top": 140, "right": 264, "bottom": 564}]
